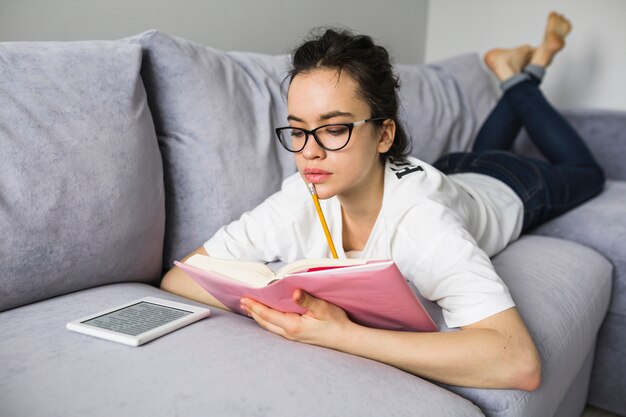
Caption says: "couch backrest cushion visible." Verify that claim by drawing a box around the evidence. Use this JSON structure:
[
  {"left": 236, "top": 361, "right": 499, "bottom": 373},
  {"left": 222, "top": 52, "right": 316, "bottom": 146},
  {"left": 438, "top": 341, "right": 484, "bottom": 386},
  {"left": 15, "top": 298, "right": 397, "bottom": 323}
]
[
  {"left": 132, "top": 30, "right": 296, "bottom": 269},
  {"left": 133, "top": 30, "right": 497, "bottom": 269},
  {"left": 397, "top": 54, "right": 497, "bottom": 162},
  {"left": 0, "top": 41, "right": 165, "bottom": 312}
]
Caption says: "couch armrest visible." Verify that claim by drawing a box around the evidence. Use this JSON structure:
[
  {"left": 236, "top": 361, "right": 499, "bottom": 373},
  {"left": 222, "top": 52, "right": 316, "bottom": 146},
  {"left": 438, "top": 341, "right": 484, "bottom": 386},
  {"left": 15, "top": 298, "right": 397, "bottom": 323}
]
[
  {"left": 563, "top": 109, "right": 626, "bottom": 181},
  {"left": 513, "top": 109, "right": 626, "bottom": 181}
]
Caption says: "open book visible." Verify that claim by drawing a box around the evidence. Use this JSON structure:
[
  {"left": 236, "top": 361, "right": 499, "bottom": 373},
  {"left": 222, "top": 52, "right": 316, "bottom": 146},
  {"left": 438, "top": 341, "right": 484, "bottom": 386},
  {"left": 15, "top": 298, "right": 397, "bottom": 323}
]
[{"left": 175, "top": 255, "right": 437, "bottom": 332}]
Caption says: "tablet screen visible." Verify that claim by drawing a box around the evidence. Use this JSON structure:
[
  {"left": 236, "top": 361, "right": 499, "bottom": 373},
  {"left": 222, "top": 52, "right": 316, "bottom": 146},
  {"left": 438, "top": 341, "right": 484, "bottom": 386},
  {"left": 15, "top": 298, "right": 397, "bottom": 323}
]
[{"left": 82, "top": 301, "right": 194, "bottom": 336}]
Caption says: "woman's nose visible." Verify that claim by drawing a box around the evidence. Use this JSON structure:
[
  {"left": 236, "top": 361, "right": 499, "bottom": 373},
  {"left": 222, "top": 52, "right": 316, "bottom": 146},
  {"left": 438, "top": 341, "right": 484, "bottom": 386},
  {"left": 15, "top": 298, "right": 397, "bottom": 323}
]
[{"left": 301, "top": 134, "right": 326, "bottom": 159}]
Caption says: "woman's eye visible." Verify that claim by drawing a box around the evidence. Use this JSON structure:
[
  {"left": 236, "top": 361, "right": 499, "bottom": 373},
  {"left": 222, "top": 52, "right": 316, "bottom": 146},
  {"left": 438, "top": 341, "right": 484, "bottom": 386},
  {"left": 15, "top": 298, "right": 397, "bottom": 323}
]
[
  {"left": 290, "top": 130, "right": 305, "bottom": 138},
  {"left": 326, "top": 127, "right": 348, "bottom": 136}
]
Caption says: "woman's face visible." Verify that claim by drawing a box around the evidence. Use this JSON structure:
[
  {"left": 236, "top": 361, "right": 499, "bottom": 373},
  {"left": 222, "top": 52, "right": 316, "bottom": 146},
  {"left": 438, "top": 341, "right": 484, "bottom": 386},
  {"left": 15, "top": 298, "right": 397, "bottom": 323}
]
[{"left": 286, "top": 68, "right": 394, "bottom": 200}]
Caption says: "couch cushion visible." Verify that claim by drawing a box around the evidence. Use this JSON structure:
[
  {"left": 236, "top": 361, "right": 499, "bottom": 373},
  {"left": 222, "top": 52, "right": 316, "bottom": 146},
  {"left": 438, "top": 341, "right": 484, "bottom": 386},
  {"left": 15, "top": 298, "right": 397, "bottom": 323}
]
[
  {"left": 397, "top": 53, "right": 497, "bottom": 163},
  {"left": 131, "top": 30, "right": 295, "bottom": 270},
  {"left": 531, "top": 180, "right": 626, "bottom": 315},
  {"left": 131, "top": 31, "right": 497, "bottom": 270},
  {"left": 587, "top": 311, "right": 626, "bottom": 414},
  {"left": 0, "top": 41, "right": 164, "bottom": 312},
  {"left": 530, "top": 180, "right": 626, "bottom": 415},
  {"left": 0, "top": 236, "right": 612, "bottom": 417},
  {"left": 0, "top": 283, "right": 483, "bottom": 417},
  {"left": 444, "top": 235, "right": 612, "bottom": 417}
]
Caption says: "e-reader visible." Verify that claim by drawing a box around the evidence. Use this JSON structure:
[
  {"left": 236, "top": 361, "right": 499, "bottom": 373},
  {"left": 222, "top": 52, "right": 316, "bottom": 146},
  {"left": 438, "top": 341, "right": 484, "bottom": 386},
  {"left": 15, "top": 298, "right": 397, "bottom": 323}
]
[{"left": 66, "top": 297, "right": 211, "bottom": 346}]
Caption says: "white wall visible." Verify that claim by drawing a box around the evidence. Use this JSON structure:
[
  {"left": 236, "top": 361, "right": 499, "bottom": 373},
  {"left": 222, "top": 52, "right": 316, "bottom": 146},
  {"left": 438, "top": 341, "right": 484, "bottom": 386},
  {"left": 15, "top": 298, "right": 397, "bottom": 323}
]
[
  {"left": 425, "top": 0, "right": 626, "bottom": 111},
  {"left": 0, "top": 0, "right": 428, "bottom": 64},
  {"left": 3, "top": 0, "right": 624, "bottom": 110}
]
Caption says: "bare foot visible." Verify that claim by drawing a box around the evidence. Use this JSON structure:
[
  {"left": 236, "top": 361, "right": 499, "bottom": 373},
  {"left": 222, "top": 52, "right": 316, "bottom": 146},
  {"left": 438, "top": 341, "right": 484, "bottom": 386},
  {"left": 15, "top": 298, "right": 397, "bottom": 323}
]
[
  {"left": 531, "top": 12, "right": 572, "bottom": 68},
  {"left": 484, "top": 44, "right": 533, "bottom": 81}
]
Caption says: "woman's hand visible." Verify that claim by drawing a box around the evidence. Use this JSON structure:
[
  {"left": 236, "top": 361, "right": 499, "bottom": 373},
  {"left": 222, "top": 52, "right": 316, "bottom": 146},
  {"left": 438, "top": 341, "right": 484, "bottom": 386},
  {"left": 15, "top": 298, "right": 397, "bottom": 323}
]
[{"left": 240, "top": 289, "right": 355, "bottom": 349}]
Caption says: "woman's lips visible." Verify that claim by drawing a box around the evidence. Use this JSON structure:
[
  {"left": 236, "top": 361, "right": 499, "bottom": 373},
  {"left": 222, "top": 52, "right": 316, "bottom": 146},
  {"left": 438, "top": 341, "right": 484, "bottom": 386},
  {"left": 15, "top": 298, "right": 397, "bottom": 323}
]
[{"left": 303, "top": 168, "right": 331, "bottom": 183}]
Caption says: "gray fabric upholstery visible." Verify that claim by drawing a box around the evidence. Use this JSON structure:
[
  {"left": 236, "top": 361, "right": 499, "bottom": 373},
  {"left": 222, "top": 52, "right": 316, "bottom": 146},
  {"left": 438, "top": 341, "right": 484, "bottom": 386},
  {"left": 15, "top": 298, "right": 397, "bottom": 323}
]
[
  {"left": 531, "top": 180, "right": 626, "bottom": 414},
  {"left": 0, "top": 41, "right": 164, "bottom": 312},
  {"left": 397, "top": 54, "right": 497, "bottom": 163},
  {"left": 443, "top": 235, "right": 612, "bottom": 417},
  {"left": 553, "top": 348, "right": 595, "bottom": 417},
  {"left": 588, "top": 312, "right": 626, "bottom": 413},
  {"left": 130, "top": 30, "right": 296, "bottom": 270},
  {"left": 0, "top": 283, "right": 484, "bottom": 417},
  {"left": 532, "top": 181, "right": 626, "bottom": 315},
  {"left": 0, "top": 235, "right": 611, "bottom": 417}
]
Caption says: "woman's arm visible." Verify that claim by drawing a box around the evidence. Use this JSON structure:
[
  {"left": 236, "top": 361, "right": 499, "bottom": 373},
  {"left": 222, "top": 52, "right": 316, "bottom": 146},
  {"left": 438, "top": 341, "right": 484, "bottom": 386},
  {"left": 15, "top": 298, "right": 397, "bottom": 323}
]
[
  {"left": 240, "top": 290, "right": 541, "bottom": 391},
  {"left": 341, "top": 306, "right": 541, "bottom": 390},
  {"left": 160, "top": 246, "right": 229, "bottom": 310}
]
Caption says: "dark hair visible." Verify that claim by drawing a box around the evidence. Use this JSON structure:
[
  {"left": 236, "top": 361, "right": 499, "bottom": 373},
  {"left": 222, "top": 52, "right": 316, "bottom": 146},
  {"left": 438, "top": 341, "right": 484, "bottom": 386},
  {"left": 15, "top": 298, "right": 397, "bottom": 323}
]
[{"left": 287, "top": 28, "right": 410, "bottom": 160}]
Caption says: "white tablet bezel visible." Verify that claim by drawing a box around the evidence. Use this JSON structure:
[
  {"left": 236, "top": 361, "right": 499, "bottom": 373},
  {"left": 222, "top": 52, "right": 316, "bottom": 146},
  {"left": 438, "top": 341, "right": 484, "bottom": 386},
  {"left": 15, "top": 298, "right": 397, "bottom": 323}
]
[{"left": 66, "top": 296, "right": 211, "bottom": 346}]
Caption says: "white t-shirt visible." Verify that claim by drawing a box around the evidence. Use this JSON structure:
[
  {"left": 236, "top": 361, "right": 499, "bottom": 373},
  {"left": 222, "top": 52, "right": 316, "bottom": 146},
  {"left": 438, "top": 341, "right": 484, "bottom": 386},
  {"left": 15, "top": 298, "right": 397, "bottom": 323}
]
[{"left": 204, "top": 156, "right": 524, "bottom": 328}]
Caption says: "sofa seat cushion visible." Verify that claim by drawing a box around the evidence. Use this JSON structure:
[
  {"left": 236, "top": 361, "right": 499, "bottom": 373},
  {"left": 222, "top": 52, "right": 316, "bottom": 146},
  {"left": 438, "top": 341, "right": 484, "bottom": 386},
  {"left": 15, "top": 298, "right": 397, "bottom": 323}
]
[
  {"left": 0, "top": 40, "right": 165, "bottom": 312},
  {"left": 0, "top": 283, "right": 483, "bottom": 417},
  {"left": 0, "top": 236, "right": 612, "bottom": 417},
  {"left": 444, "top": 235, "right": 612, "bottom": 417}
]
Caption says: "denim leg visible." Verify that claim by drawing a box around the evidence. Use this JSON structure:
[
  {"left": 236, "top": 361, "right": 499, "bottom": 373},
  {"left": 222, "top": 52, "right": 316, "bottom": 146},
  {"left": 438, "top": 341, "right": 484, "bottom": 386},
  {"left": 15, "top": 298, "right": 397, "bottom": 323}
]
[
  {"left": 494, "top": 80, "right": 605, "bottom": 221},
  {"left": 436, "top": 78, "right": 605, "bottom": 231},
  {"left": 472, "top": 72, "right": 541, "bottom": 152},
  {"left": 471, "top": 98, "right": 523, "bottom": 152},
  {"left": 503, "top": 80, "right": 599, "bottom": 166}
]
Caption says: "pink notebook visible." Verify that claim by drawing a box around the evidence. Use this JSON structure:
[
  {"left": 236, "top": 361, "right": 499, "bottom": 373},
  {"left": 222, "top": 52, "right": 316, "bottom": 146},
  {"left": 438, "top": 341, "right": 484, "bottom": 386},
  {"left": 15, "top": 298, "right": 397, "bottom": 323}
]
[{"left": 175, "top": 259, "right": 437, "bottom": 332}]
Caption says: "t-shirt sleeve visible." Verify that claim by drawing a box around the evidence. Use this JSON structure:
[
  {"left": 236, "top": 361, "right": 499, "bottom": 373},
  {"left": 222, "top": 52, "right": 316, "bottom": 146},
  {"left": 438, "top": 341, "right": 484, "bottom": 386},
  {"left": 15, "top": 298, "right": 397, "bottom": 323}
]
[
  {"left": 203, "top": 203, "right": 278, "bottom": 262},
  {"left": 203, "top": 174, "right": 311, "bottom": 262},
  {"left": 398, "top": 205, "right": 515, "bottom": 328}
]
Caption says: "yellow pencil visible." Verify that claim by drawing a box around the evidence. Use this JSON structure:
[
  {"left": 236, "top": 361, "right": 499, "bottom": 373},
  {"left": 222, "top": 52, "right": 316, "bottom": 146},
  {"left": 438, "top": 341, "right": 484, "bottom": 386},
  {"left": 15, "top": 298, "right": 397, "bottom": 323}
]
[{"left": 307, "top": 183, "right": 339, "bottom": 259}]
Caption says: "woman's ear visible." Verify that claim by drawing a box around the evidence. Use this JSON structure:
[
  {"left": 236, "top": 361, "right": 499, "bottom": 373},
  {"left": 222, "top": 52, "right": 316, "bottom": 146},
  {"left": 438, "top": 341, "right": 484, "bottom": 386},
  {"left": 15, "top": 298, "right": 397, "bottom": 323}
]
[{"left": 377, "top": 119, "right": 396, "bottom": 153}]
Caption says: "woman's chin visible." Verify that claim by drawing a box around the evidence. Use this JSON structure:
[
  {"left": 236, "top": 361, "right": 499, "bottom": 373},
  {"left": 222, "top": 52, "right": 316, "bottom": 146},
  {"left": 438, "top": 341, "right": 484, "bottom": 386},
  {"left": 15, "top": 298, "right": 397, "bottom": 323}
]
[{"left": 308, "top": 182, "right": 337, "bottom": 200}]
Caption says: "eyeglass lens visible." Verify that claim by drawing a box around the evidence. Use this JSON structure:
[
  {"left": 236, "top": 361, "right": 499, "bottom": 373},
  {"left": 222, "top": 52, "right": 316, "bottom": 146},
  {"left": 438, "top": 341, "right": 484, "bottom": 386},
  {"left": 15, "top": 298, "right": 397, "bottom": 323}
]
[{"left": 278, "top": 124, "right": 351, "bottom": 151}]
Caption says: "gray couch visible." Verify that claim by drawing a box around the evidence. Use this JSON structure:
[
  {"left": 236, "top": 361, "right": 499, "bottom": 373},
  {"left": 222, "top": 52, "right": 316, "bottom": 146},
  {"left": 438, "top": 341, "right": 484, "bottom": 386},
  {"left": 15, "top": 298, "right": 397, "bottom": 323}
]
[{"left": 1, "top": 31, "right": 624, "bottom": 417}]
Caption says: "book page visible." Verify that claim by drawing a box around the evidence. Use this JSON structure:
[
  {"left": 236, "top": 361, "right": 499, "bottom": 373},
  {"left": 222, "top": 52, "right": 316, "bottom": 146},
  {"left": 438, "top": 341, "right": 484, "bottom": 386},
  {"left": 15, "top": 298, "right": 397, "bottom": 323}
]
[
  {"left": 184, "top": 255, "right": 275, "bottom": 287},
  {"left": 275, "top": 258, "right": 368, "bottom": 279}
]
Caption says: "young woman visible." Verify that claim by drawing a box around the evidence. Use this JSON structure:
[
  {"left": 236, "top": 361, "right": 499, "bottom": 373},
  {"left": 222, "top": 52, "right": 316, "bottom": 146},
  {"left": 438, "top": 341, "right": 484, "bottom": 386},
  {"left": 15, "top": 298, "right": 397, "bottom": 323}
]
[{"left": 161, "top": 12, "right": 604, "bottom": 391}]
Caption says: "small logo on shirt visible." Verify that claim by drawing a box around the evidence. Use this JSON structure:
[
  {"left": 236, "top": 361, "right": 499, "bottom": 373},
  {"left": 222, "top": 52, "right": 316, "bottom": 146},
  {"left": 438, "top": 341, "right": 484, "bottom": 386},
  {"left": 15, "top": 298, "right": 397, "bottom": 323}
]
[{"left": 389, "top": 157, "right": 424, "bottom": 179}]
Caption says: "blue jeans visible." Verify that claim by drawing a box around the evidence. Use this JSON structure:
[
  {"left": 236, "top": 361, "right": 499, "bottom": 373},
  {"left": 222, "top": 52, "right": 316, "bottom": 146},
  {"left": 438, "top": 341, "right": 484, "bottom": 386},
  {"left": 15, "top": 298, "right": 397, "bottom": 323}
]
[{"left": 434, "top": 80, "right": 605, "bottom": 232}]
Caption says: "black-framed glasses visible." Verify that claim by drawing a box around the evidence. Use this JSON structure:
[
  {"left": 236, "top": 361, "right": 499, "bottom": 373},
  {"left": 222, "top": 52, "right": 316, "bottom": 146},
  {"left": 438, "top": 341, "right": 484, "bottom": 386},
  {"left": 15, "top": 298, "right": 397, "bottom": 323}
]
[{"left": 274, "top": 117, "right": 388, "bottom": 153}]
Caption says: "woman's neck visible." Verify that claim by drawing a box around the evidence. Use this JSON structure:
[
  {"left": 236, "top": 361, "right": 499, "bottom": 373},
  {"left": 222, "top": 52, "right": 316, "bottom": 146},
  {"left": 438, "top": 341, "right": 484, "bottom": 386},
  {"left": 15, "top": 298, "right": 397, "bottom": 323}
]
[{"left": 338, "top": 162, "right": 385, "bottom": 252}]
